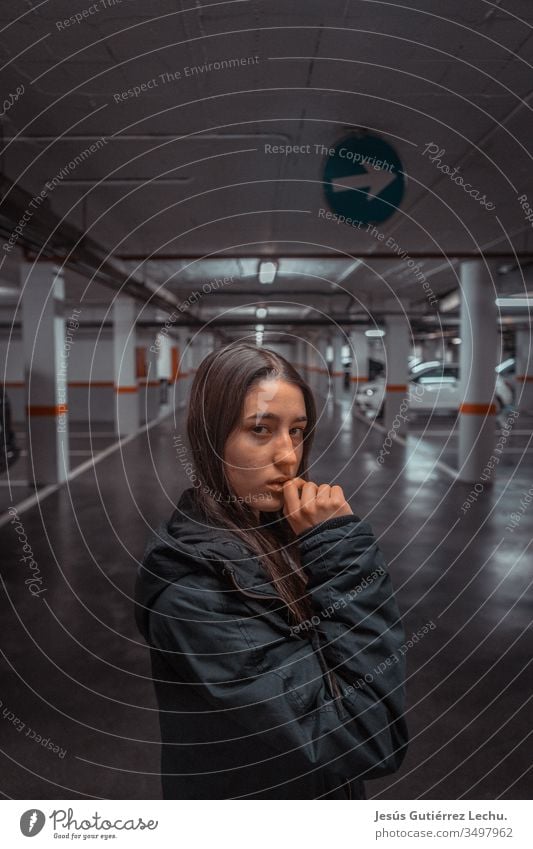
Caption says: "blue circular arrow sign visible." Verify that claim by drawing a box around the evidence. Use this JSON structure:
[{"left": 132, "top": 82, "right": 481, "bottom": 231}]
[{"left": 323, "top": 135, "right": 405, "bottom": 225}]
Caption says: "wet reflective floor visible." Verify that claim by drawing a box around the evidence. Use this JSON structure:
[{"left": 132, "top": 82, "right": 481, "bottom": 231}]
[{"left": 0, "top": 394, "right": 531, "bottom": 799}]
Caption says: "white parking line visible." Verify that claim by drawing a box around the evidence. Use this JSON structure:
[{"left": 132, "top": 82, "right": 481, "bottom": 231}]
[
  {"left": 352, "top": 410, "right": 458, "bottom": 479},
  {"left": 0, "top": 407, "right": 177, "bottom": 527}
]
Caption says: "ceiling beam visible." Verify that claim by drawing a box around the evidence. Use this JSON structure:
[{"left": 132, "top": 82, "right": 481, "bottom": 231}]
[{"left": 117, "top": 251, "right": 533, "bottom": 261}]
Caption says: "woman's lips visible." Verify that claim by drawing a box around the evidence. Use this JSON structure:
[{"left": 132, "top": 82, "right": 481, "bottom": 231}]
[{"left": 260, "top": 483, "right": 285, "bottom": 496}]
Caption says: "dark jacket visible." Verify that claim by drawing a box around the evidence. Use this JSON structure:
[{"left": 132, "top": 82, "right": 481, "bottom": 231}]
[{"left": 134, "top": 487, "right": 409, "bottom": 800}]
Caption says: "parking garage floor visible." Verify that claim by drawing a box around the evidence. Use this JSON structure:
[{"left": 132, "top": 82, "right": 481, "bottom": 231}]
[
  {"left": 0, "top": 397, "right": 531, "bottom": 799},
  {"left": 0, "top": 422, "right": 120, "bottom": 517}
]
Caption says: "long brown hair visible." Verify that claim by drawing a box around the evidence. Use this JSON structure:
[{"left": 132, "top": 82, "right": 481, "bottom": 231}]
[{"left": 186, "top": 341, "right": 316, "bottom": 625}]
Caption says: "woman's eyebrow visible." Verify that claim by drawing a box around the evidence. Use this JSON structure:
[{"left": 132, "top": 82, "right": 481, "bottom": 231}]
[{"left": 244, "top": 412, "right": 308, "bottom": 422}]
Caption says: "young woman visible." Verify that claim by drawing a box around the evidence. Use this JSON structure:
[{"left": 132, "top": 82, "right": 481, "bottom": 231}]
[{"left": 135, "top": 341, "right": 409, "bottom": 799}]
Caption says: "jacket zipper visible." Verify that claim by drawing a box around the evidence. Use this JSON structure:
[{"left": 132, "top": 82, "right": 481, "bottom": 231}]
[{"left": 224, "top": 563, "right": 344, "bottom": 707}]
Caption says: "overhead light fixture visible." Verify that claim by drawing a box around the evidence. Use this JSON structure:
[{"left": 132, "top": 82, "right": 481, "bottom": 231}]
[
  {"left": 451, "top": 337, "right": 461, "bottom": 344},
  {"left": 365, "top": 328, "right": 385, "bottom": 337},
  {"left": 255, "top": 307, "right": 268, "bottom": 319},
  {"left": 255, "top": 324, "right": 264, "bottom": 331},
  {"left": 495, "top": 297, "right": 533, "bottom": 307},
  {"left": 258, "top": 260, "right": 277, "bottom": 284},
  {"left": 439, "top": 290, "right": 460, "bottom": 312}
]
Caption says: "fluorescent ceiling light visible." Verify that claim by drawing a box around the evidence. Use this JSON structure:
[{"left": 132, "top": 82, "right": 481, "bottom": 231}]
[
  {"left": 451, "top": 337, "right": 461, "bottom": 344},
  {"left": 255, "top": 324, "right": 264, "bottom": 331},
  {"left": 258, "top": 261, "right": 277, "bottom": 284},
  {"left": 365, "top": 329, "right": 385, "bottom": 337},
  {"left": 255, "top": 307, "right": 268, "bottom": 319},
  {"left": 495, "top": 297, "right": 533, "bottom": 307},
  {"left": 439, "top": 290, "right": 460, "bottom": 312}
]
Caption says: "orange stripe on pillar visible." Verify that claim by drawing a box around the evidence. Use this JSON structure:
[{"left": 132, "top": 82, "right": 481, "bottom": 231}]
[
  {"left": 459, "top": 402, "right": 497, "bottom": 415},
  {"left": 386, "top": 384, "right": 408, "bottom": 392},
  {"left": 114, "top": 385, "right": 138, "bottom": 394},
  {"left": 516, "top": 375, "right": 533, "bottom": 383},
  {"left": 26, "top": 405, "right": 68, "bottom": 415},
  {"left": 170, "top": 346, "right": 180, "bottom": 384},
  {"left": 68, "top": 381, "right": 114, "bottom": 388},
  {"left": 350, "top": 375, "right": 369, "bottom": 382}
]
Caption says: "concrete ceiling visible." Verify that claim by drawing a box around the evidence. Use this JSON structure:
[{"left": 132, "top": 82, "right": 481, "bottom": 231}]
[{"left": 1, "top": 0, "right": 532, "bottom": 337}]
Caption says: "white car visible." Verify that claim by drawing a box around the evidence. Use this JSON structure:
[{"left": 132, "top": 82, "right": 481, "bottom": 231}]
[{"left": 355, "top": 362, "right": 514, "bottom": 418}]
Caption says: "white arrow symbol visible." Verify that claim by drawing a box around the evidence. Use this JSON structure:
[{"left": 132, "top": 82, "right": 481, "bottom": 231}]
[{"left": 330, "top": 168, "right": 396, "bottom": 200}]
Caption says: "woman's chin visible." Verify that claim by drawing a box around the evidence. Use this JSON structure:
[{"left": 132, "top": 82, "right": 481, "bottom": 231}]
[{"left": 253, "top": 491, "right": 282, "bottom": 512}]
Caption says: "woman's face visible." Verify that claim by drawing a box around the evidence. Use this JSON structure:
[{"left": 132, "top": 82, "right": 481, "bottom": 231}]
[{"left": 223, "top": 378, "right": 307, "bottom": 518}]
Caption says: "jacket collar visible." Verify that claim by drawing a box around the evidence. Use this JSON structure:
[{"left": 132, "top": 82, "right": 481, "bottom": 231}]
[
  {"left": 135, "top": 488, "right": 283, "bottom": 638},
  {"left": 170, "top": 488, "right": 283, "bottom": 600}
]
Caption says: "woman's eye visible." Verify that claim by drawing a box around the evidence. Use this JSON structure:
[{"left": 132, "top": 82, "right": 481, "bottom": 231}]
[{"left": 251, "top": 426, "right": 304, "bottom": 437}]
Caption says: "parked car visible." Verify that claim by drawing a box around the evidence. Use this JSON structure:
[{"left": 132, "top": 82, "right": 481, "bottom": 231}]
[
  {"left": 355, "top": 362, "right": 514, "bottom": 418},
  {"left": 0, "top": 387, "right": 21, "bottom": 473}
]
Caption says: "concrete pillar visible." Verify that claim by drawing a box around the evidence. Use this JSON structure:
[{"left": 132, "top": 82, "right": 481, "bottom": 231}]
[
  {"left": 306, "top": 334, "right": 319, "bottom": 395},
  {"left": 20, "top": 262, "right": 69, "bottom": 484},
  {"left": 113, "top": 295, "right": 139, "bottom": 436},
  {"left": 458, "top": 260, "right": 498, "bottom": 482},
  {"left": 156, "top": 332, "right": 172, "bottom": 381},
  {"left": 384, "top": 315, "right": 410, "bottom": 433},
  {"left": 155, "top": 332, "right": 172, "bottom": 413},
  {"left": 168, "top": 336, "right": 181, "bottom": 409},
  {"left": 301, "top": 338, "right": 310, "bottom": 381},
  {"left": 295, "top": 337, "right": 307, "bottom": 378},
  {"left": 177, "top": 330, "right": 197, "bottom": 409},
  {"left": 330, "top": 335, "right": 344, "bottom": 399},
  {"left": 318, "top": 335, "right": 330, "bottom": 399},
  {"left": 514, "top": 328, "right": 533, "bottom": 411},
  {"left": 349, "top": 329, "right": 369, "bottom": 395},
  {"left": 143, "top": 342, "right": 160, "bottom": 422},
  {"left": 201, "top": 332, "right": 213, "bottom": 363}
]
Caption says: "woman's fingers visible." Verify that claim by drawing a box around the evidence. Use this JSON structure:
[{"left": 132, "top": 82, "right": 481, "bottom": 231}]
[
  {"left": 281, "top": 478, "right": 305, "bottom": 515},
  {"left": 282, "top": 477, "right": 352, "bottom": 533},
  {"left": 300, "top": 481, "right": 318, "bottom": 512},
  {"left": 329, "top": 484, "right": 344, "bottom": 506},
  {"left": 316, "top": 483, "right": 332, "bottom": 503}
]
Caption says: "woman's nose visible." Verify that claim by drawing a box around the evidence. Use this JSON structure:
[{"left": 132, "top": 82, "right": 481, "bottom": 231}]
[{"left": 273, "top": 433, "right": 298, "bottom": 468}]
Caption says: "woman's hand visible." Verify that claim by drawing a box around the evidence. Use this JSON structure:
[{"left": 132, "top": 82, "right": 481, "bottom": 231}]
[{"left": 281, "top": 477, "right": 353, "bottom": 535}]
